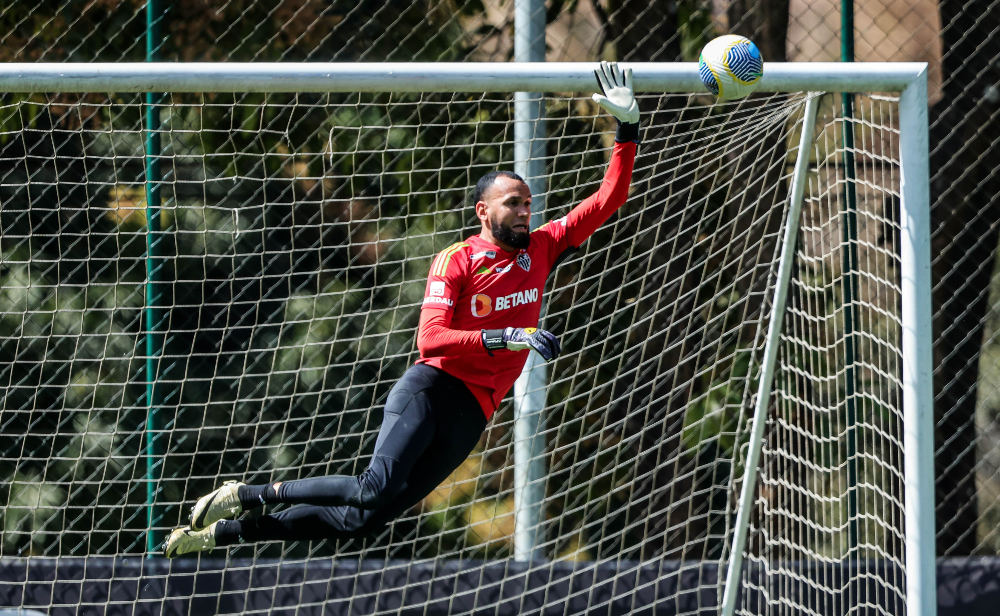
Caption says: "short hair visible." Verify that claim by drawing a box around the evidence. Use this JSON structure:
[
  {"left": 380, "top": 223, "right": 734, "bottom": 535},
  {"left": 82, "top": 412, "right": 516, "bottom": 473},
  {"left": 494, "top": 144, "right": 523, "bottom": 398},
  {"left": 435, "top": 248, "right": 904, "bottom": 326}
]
[{"left": 472, "top": 170, "right": 525, "bottom": 205}]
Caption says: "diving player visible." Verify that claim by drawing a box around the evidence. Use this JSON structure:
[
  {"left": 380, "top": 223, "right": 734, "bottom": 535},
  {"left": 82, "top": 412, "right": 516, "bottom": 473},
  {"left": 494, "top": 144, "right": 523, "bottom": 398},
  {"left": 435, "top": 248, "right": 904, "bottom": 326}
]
[{"left": 164, "top": 61, "right": 641, "bottom": 557}]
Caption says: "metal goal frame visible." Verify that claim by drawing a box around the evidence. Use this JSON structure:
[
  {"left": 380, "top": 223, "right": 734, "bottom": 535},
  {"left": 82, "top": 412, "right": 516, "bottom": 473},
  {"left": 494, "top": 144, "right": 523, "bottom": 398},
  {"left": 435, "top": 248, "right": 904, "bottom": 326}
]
[{"left": 0, "top": 62, "right": 933, "bottom": 615}]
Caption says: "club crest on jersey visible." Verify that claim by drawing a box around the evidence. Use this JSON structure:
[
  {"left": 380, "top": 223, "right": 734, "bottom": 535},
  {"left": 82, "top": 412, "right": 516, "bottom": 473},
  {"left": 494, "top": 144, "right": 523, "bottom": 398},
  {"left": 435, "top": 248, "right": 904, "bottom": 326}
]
[
  {"left": 517, "top": 252, "right": 531, "bottom": 272},
  {"left": 471, "top": 250, "right": 497, "bottom": 260}
]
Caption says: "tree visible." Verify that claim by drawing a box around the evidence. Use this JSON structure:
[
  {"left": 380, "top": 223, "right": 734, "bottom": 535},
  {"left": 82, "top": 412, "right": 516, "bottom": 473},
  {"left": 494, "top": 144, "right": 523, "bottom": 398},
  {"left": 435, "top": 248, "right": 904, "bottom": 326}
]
[{"left": 0, "top": 0, "right": 490, "bottom": 557}]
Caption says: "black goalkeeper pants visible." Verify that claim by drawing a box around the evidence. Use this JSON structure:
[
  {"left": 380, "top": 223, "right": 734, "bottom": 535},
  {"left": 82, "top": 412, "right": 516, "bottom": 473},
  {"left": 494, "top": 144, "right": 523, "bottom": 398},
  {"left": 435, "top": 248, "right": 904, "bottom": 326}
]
[{"left": 217, "top": 364, "right": 487, "bottom": 544}]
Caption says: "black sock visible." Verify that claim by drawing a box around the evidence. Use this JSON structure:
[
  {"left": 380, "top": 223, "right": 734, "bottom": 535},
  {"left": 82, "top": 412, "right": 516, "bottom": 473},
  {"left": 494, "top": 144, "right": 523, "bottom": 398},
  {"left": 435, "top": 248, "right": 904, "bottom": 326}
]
[
  {"left": 237, "top": 484, "right": 278, "bottom": 511},
  {"left": 214, "top": 520, "right": 242, "bottom": 546},
  {"left": 215, "top": 514, "right": 308, "bottom": 544}
]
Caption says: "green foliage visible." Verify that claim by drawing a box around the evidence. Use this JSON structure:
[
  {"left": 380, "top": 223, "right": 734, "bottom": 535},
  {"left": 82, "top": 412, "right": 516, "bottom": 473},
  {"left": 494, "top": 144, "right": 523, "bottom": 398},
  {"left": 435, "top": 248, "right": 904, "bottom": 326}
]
[
  {"left": 0, "top": 0, "right": 484, "bottom": 64},
  {"left": 678, "top": 0, "right": 714, "bottom": 61},
  {"left": 0, "top": 0, "right": 865, "bottom": 563},
  {"left": 681, "top": 348, "right": 757, "bottom": 456}
]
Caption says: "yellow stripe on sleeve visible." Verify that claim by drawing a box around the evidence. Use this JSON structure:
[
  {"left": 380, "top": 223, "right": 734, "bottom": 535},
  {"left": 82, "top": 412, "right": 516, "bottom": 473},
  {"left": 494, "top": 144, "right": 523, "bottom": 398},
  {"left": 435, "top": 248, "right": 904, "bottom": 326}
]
[
  {"left": 433, "top": 245, "right": 458, "bottom": 276},
  {"left": 432, "top": 243, "right": 468, "bottom": 277},
  {"left": 429, "top": 251, "right": 446, "bottom": 277},
  {"left": 438, "top": 243, "right": 468, "bottom": 275}
]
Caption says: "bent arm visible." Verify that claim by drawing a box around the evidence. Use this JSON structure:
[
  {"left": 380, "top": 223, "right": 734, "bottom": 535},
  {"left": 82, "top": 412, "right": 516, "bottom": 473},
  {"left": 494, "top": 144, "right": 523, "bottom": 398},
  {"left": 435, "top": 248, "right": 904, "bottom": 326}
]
[
  {"left": 417, "top": 310, "right": 485, "bottom": 357},
  {"left": 565, "top": 140, "right": 637, "bottom": 248}
]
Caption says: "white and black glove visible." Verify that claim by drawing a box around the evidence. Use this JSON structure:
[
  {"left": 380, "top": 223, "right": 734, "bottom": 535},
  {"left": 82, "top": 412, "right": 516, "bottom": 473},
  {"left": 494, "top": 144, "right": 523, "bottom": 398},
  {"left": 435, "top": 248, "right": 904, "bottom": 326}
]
[
  {"left": 592, "top": 61, "right": 640, "bottom": 143},
  {"left": 482, "top": 327, "right": 561, "bottom": 361}
]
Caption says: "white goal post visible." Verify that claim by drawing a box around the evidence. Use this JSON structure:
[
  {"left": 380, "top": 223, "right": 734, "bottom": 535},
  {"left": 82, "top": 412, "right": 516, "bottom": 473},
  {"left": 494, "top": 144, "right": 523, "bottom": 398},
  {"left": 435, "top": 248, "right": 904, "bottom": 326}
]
[{"left": 0, "top": 62, "right": 932, "bottom": 615}]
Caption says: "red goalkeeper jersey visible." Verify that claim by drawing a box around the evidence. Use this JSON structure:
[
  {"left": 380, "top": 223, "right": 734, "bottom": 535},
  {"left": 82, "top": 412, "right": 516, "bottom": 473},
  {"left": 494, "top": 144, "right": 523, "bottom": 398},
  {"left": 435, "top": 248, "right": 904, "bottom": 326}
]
[{"left": 417, "top": 140, "right": 637, "bottom": 418}]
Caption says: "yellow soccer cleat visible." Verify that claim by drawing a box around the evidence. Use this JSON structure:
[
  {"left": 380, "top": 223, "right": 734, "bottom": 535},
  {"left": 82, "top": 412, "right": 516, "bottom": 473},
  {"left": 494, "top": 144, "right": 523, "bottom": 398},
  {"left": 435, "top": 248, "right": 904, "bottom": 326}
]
[
  {"left": 189, "top": 480, "right": 244, "bottom": 530},
  {"left": 164, "top": 523, "right": 217, "bottom": 559}
]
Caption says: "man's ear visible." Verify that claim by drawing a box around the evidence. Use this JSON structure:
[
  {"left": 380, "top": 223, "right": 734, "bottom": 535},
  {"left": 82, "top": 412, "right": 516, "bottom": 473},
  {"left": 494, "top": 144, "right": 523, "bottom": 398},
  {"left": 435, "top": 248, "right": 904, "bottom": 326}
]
[{"left": 476, "top": 201, "right": 488, "bottom": 222}]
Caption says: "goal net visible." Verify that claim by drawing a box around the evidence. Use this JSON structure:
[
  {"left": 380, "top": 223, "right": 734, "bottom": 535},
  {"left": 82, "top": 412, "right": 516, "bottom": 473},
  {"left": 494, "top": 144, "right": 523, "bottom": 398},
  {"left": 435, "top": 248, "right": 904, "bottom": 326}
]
[{"left": 0, "top": 65, "right": 930, "bottom": 615}]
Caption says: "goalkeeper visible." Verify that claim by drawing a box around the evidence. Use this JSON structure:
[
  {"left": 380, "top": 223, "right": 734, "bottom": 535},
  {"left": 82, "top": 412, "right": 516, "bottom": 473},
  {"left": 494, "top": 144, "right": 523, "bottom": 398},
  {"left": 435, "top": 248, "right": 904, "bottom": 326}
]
[{"left": 164, "top": 62, "right": 641, "bottom": 558}]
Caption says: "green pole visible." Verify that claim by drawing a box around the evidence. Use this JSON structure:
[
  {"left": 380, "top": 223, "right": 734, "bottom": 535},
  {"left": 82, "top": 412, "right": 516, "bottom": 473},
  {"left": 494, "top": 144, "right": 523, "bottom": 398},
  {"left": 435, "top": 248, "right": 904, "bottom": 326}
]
[
  {"left": 841, "top": 0, "right": 860, "bottom": 556},
  {"left": 144, "top": 0, "right": 165, "bottom": 555}
]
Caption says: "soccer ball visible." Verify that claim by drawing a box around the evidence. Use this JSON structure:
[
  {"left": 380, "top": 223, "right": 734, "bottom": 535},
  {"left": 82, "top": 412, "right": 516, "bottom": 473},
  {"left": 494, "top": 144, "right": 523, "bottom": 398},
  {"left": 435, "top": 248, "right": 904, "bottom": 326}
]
[{"left": 698, "top": 35, "right": 764, "bottom": 100}]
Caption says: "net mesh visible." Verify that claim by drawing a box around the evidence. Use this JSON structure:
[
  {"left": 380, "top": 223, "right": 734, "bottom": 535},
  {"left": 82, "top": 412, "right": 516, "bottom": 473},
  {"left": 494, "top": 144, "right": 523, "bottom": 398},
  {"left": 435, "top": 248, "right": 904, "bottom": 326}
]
[
  {"left": 742, "top": 94, "right": 906, "bottom": 615},
  {"left": 0, "top": 89, "right": 906, "bottom": 614}
]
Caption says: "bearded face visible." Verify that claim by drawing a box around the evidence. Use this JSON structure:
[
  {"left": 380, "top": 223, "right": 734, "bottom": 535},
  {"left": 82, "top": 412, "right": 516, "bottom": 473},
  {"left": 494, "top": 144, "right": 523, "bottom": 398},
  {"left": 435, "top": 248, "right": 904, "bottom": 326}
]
[
  {"left": 475, "top": 174, "right": 532, "bottom": 251},
  {"left": 491, "top": 216, "right": 530, "bottom": 249}
]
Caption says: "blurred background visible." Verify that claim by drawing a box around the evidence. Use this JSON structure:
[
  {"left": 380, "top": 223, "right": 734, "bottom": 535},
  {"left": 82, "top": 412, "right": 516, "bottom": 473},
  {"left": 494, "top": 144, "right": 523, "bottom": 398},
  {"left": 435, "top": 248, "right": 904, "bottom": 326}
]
[{"left": 0, "top": 0, "right": 995, "bottom": 566}]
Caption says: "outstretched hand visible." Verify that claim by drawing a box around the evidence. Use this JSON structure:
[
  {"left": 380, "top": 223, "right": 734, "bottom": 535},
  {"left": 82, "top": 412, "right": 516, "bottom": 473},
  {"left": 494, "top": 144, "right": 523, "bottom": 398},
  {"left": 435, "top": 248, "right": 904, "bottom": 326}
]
[
  {"left": 593, "top": 61, "right": 640, "bottom": 125},
  {"left": 482, "top": 327, "right": 562, "bottom": 361},
  {"left": 502, "top": 327, "right": 561, "bottom": 361}
]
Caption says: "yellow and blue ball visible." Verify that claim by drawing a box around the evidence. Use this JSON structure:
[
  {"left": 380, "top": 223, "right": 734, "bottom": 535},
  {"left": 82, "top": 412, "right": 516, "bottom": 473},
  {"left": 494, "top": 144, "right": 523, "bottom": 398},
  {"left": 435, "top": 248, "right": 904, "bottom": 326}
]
[{"left": 698, "top": 35, "right": 764, "bottom": 100}]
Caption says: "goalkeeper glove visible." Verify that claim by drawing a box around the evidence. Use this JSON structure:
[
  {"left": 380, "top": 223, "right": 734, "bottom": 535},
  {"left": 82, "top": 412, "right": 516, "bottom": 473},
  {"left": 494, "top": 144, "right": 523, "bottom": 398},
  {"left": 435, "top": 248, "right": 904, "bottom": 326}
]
[
  {"left": 482, "top": 327, "right": 561, "bottom": 361},
  {"left": 592, "top": 61, "right": 641, "bottom": 142}
]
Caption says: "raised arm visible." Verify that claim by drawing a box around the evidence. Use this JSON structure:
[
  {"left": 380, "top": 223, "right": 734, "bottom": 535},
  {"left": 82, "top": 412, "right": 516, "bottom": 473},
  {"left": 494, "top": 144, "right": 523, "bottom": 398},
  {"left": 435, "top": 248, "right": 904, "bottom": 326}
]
[
  {"left": 563, "top": 140, "right": 637, "bottom": 248},
  {"left": 538, "top": 62, "right": 640, "bottom": 252}
]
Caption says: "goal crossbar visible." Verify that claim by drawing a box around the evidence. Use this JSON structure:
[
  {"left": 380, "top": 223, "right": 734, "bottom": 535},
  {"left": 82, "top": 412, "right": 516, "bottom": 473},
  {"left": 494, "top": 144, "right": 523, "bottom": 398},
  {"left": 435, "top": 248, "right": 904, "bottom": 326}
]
[{"left": 0, "top": 62, "right": 927, "bottom": 94}]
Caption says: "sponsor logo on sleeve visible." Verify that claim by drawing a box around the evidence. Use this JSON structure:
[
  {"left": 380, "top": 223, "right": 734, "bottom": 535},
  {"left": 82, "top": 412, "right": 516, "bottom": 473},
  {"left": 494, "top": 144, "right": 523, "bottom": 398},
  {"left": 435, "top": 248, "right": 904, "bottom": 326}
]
[
  {"left": 422, "top": 296, "right": 454, "bottom": 307},
  {"left": 429, "top": 281, "right": 446, "bottom": 296},
  {"left": 516, "top": 252, "right": 531, "bottom": 272},
  {"left": 471, "top": 250, "right": 497, "bottom": 260},
  {"left": 470, "top": 288, "right": 540, "bottom": 317}
]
